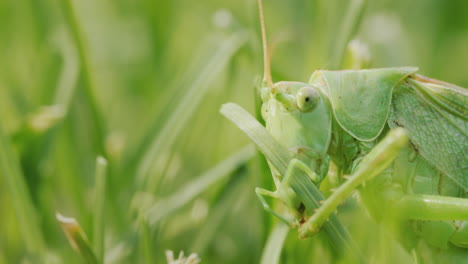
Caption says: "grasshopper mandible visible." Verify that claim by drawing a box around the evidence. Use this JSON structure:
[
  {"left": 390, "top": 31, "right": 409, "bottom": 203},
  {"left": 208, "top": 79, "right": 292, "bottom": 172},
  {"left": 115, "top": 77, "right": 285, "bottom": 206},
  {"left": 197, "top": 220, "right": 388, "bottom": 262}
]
[{"left": 254, "top": 0, "right": 468, "bottom": 256}]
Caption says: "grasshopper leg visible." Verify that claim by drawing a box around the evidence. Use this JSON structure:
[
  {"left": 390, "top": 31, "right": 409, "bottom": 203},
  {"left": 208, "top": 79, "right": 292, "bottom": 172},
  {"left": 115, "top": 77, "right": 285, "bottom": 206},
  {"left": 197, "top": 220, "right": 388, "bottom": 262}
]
[
  {"left": 298, "top": 128, "right": 408, "bottom": 238},
  {"left": 394, "top": 194, "right": 468, "bottom": 221},
  {"left": 255, "top": 158, "right": 320, "bottom": 227},
  {"left": 282, "top": 158, "right": 321, "bottom": 185},
  {"left": 255, "top": 187, "right": 294, "bottom": 226},
  {"left": 393, "top": 194, "right": 468, "bottom": 248}
]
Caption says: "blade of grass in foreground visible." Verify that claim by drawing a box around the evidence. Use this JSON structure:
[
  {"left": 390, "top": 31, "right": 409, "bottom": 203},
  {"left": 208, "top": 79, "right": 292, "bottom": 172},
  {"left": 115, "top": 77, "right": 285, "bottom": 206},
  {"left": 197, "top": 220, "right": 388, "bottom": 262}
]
[
  {"left": 142, "top": 145, "right": 255, "bottom": 226},
  {"left": 134, "top": 32, "right": 248, "bottom": 192},
  {"left": 0, "top": 125, "right": 45, "bottom": 255},
  {"left": 260, "top": 222, "right": 289, "bottom": 264},
  {"left": 220, "top": 103, "right": 363, "bottom": 262},
  {"left": 289, "top": 168, "right": 358, "bottom": 256}
]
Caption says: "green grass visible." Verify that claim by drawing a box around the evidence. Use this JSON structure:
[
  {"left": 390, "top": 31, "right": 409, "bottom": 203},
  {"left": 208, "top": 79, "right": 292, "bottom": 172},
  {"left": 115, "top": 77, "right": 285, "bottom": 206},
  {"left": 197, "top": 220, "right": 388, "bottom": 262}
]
[{"left": 0, "top": 0, "right": 467, "bottom": 263}]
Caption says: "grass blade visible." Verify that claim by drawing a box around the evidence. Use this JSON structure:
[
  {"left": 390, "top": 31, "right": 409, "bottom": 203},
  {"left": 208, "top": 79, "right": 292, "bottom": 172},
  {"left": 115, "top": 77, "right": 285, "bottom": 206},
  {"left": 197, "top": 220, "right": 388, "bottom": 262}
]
[
  {"left": 220, "top": 104, "right": 290, "bottom": 173},
  {"left": 288, "top": 169, "right": 362, "bottom": 262},
  {"left": 52, "top": 29, "right": 80, "bottom": 110},
  {"left": 260, "top": 222, "right": 289, "bottom": 264},
  {"left": 93, "top": 156, "right": 107, "bottom": 263},
  {"left": 61, "top": 0, "right": 106, "bottom": 153},
  {"left": 0, "top": 124, "right": 45, "bottom": 254},
  {"left": 330, "top": 0, "right": 367, "bottom": 69},
  {"left": 56, "top": 213, "right": 98, "bottom": 264}
]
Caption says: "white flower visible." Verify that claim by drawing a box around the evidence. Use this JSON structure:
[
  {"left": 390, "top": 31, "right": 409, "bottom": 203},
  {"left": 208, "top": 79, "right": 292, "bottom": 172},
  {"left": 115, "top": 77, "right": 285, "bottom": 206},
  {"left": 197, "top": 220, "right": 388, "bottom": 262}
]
[{"left": 166, "top": 250, "right": 201, "bottom": 264}]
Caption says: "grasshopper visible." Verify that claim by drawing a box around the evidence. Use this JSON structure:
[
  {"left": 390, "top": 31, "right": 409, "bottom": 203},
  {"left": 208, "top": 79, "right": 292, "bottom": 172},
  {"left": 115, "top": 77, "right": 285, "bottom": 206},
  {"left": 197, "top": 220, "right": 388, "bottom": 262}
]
[{"left": 254, "top": 0, "right": 468, "bottom": 258}]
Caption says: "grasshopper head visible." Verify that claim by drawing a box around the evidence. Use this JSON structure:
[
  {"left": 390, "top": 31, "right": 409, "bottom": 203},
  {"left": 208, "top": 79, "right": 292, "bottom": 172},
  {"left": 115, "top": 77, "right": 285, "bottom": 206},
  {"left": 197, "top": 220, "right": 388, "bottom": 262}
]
[
  {"left": 262, "top": 81, "right": 332, "bottom": 178},
  {"left": 256, "top": 0, "right": 332, "bottom": 179}
]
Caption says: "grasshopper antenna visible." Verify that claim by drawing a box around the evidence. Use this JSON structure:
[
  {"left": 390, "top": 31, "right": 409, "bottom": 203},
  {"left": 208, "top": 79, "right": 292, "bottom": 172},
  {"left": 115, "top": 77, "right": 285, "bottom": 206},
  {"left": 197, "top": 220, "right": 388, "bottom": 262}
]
[{"left": 257, "top": 0, "right": 275, "bottom": 92}]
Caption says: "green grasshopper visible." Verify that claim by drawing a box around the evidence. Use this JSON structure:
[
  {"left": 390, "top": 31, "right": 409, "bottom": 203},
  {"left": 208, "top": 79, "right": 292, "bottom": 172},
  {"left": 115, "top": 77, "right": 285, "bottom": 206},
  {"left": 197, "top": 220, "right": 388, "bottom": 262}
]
[{"left": 254, "top": 0, "right": 468, "bottom": 257}]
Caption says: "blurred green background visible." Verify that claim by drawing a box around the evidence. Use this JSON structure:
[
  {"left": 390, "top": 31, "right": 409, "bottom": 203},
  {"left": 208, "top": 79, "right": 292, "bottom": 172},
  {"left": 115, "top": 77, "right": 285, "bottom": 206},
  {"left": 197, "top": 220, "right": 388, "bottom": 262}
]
[{"left": 0, "top": 0, "right": 467, "bottom": 263}]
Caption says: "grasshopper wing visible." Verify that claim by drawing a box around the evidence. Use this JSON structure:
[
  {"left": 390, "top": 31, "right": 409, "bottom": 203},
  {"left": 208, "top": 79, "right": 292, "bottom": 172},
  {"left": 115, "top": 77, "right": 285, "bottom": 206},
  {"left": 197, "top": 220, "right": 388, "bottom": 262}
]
[
  {"left": 314, "top": 67, "right": 417, "bottom": 141},
  {"left": 388, "top": 75, "right": 468, "bottom": 190}
]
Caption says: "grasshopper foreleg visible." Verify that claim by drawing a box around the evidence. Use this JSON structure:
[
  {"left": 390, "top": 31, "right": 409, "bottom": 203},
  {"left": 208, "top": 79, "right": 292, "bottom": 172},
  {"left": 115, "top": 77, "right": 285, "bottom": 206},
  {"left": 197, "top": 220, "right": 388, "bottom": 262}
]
[
  {"left": 298, "top": 128, "right": 409, "bottom": 238},
  {"left": 256, "top": 158, "right": 321, "bottom": 227},
  {"left": 255, "top": 187, "right": 295, "bottom": 226},
  {"left": 282, "top": 158, "right": 321, "bottom": 185}
]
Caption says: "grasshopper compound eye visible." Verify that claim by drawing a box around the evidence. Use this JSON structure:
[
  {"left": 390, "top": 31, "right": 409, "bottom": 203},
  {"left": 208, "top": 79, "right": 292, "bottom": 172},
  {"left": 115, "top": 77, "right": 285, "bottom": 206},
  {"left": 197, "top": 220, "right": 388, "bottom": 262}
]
[{"left": 297, "top": 86, "right": 320, "bottom": 112}]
